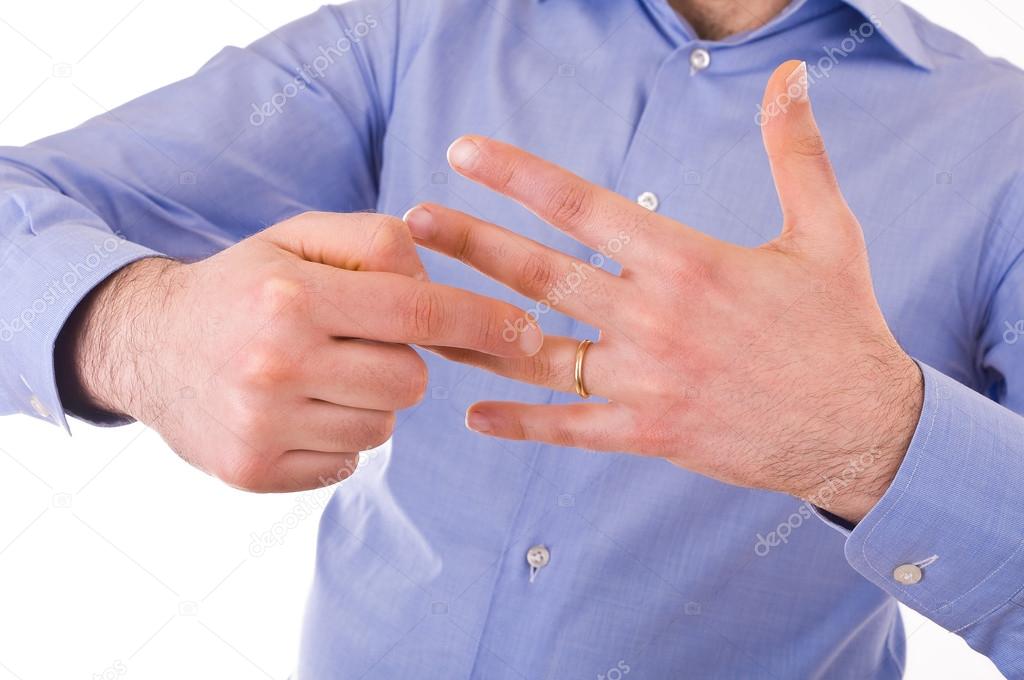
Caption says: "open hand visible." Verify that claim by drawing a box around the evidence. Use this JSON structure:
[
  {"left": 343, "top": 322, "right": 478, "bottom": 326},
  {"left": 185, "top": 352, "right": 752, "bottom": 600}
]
[{"left": 406, "top": 61, "right": 922, "bottom": 522}]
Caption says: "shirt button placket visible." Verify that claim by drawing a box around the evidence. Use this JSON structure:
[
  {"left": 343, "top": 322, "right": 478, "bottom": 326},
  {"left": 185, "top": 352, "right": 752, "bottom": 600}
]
[
  {"left": 526, "top": 544, "right": 550, "bottom": 583},
  {"left": 689, "top": 47, "right": 711, "bottom": 73},
  {"left": 636, "top": 191, "right": 659, "bottom": 211}
]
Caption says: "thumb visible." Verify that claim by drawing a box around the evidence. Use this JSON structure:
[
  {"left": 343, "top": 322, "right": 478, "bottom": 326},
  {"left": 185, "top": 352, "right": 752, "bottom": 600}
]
[{"left": 760, "top": 60, "right": 857, "bottom": 248}]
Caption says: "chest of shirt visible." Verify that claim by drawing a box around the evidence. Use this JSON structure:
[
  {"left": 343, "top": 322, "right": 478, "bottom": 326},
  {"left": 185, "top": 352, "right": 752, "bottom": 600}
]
[{"left": 374, "top": 2, "right": 993, "bottom": 388}]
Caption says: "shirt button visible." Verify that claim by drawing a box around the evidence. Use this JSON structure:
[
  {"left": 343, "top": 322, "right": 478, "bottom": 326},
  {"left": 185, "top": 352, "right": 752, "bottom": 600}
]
[
  {"left": 636, "top": 191, "right": 659, "bottom": 211},
  {"left": 526, "top": 544, "right": 550, "bottom": 568},
  {"left": 690, "top": 47, "right": 711, "bottom": 72},
  {"left": 526, "top": 544, "right": 550, "bottom": 583},
  {"left": 893, "top": 563, "right": 923, "bottom": 585}
]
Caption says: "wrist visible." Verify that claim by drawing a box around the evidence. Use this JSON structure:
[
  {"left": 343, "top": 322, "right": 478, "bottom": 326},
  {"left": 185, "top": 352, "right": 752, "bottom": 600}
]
[
  {"left": 800, "top": 350, "right": 924, "bottom": 524},
  {"left": 56, "top": 257, "right": 185, "bottom": 422}
]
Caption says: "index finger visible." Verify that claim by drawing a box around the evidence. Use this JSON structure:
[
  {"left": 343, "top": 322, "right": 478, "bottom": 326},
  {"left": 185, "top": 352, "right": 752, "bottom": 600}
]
[
  {"left": 446, "top": 135, "right": 681, "bottom": 263},
  {"left": 309, "top": 266, "right": 544, "bottom": 358},
  {"left": 265, "top": 212, "right": 428, "bottom": 281}
]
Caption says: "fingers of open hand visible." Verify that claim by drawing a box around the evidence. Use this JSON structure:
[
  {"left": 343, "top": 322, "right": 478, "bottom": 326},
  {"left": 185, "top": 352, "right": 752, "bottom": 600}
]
[
  {"left": 445, "top": 135, "right": 708, "bottom": 266},
  {"left": 464, "top": 401, "right": 635, "bottom": 452},
  {"left": 406, "top": 202, "right": 625, "bottom": 328},
  {"left": 429, "top": 335, "right": 619, "bottom": 398}
]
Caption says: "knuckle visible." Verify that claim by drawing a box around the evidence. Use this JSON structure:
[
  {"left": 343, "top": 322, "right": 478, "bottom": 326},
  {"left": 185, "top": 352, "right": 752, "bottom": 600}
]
[
  {"left": 492, "top": 158, "right": 520, "bottom": 193},
  {"left": 377, "top": 350, "right": 429, "bottom": 408},
  {"left": 356, "top": 411, "right": 395, "bottom": 450},
  {"left": 634, "top": 419, "right": 673, "bottom": 456},
  {"left": 365, "top": 215, "right": 409, "bottom": 257},
  {"left": 273, "top": 210, "right": 313, "bottom": 231},
  {"left": 402, "top": 287, "right": 448, "bottom": 341},
  {"left": 452, "top": 222, "right": 477, "bottom": 263},
  {"left": 224, "top": 396, "right": 271, "bottom": 441},
  {"left": 518, "top": 252, "right": 559, "bottom": 297},
  {"left": 629, "top": 306, "right": 663, "bottom": 338},
  {"left": 786, "top": 133, "right": 829, "bottom": 160},
  {"left": 326, "top": 454, "right": 362, "bottom": 484},
  {"left": 255, "top": 272, "right": 305, "bottom": 313},
  {"left": 401, "top": 356, "right": 429, "bottom": 406},
  {"left": 217, "top": 451, "right": 272, "bottom": 491},
  {"left": 542, "top": 424, "right": 577, "bottom": 449},
  {"left": 278, "top": 210, "right": 329, "bottom": 238},
  {"left": 545, "top": 183, "right": 593, "bottom": 226},
  {"left": 236, "top": 344, "right": 293, "bottom": 388},
  {"left": 664, "top": 257, "right": 717, "bottom": 293},
  {"left": 472, "top": 307, "right": 504, "bottom": 351},
  {"left": 296, "top": 210, "right": 326, "bottom": 224},
  {"left": 525, "top": 352, "right": 560, "bottom": 387}
]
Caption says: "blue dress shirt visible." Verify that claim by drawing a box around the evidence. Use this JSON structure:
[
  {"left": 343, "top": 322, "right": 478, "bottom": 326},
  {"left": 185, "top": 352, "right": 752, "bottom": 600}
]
[{"left": 3, "top": 0, "right": 1024, "bottom": 677}]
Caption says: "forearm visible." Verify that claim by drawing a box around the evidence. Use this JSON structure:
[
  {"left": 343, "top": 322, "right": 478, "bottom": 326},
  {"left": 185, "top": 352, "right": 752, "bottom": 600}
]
[
  {"left": 0, "top": 2, "right": 407, "bottom": 428},
  {"left": 795, "top": 349, "right": 924, "bottom": 523},
  {"left": 0, "top": 198, "right": 157, "bottom": 426},
  {"left": 54, "top": 257, "right": 183, "bottom": 423}
]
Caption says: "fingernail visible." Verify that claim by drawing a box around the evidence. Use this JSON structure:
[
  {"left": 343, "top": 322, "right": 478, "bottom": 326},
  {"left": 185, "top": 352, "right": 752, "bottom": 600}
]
[
  {"left": 466, "top": 410, "right": 492, "bottom": 433},
  {"left": 518, "top": 321, "right": 544, "bottom": 355},
  {"left": 786, "top": 61, "right": 808, "bottom": 102},
  {"left": 403, "top": 205, "right": 435, "bottom": 241},
  {"left": 448, "top": 137, "right": 480, "bottom": 171}
]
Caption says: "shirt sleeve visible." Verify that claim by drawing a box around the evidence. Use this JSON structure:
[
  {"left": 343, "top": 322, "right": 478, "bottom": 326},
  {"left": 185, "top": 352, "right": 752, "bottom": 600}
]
[
  {"left": 839, "top": 245, "right": 1024, "bottom": 674},
  {"left": 0, "top": 1, "right": 417, "bottom": 429}
]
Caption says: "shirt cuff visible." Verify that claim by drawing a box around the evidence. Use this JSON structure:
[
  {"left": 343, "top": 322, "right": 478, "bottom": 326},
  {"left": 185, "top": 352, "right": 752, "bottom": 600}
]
[
  {"left": 0, "top": 224, "right": 158, "bottom": 431},
  {"left": 842, "top": 361, "right": 1024, "bottom": 633}
]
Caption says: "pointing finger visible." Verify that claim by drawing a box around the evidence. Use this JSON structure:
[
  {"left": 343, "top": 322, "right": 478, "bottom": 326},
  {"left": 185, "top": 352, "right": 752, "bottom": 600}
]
[{"left": 406, "top": 202, "right": 626, "bottom": 328}]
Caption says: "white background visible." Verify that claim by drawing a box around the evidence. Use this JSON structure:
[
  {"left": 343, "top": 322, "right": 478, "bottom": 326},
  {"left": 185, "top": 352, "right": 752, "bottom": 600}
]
[{"left": 0, "top": 1, "right": 1019, "bottom": 678}]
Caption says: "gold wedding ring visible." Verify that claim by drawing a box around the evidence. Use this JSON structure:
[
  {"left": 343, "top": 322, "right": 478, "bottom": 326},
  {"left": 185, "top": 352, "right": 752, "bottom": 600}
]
[{"left": 574, "top": 339, "right": 593, "bottom": 399}]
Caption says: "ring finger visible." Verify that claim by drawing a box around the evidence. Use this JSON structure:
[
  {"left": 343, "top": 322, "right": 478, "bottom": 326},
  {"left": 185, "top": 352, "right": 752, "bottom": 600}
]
[{"left": 428, "top": 335, "right": 621, "bottom": 399}]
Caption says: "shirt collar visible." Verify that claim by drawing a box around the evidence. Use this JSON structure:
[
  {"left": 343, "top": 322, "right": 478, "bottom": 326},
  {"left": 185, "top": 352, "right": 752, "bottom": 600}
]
[
  {"left": 537, "top": 0, "right": 933, "bottom": 70},
  {"left": 842, "top": 0, "right": 933, "bottom": 69}
]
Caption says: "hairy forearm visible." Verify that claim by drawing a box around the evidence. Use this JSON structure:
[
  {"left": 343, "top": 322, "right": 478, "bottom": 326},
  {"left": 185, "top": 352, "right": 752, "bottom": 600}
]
[
  {"left": 798, "top": 350, "right": 925, "bottom": 523},
  {"left": 55, "top": 257, "right": 183, "bottom": 422}
]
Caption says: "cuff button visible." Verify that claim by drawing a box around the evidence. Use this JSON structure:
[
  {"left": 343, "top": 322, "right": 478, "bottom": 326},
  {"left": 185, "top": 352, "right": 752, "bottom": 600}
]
[{"left": 893, "top": 563, "right": 923, "bottom": 585}]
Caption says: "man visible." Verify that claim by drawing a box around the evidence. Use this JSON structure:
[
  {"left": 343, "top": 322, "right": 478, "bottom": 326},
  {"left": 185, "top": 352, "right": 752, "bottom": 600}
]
[{"left": 1, "top": 0, "right": 1022, "bottom": 676}]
